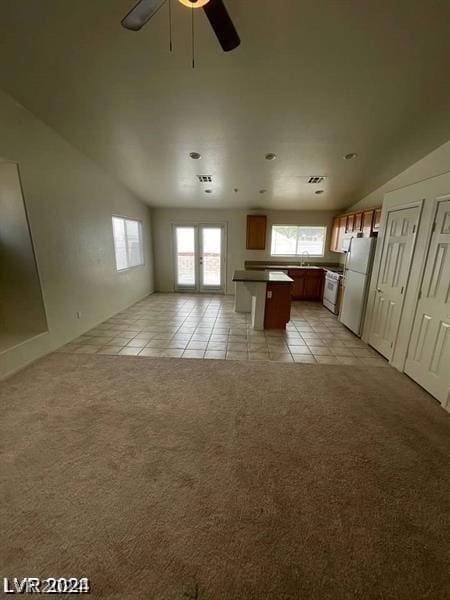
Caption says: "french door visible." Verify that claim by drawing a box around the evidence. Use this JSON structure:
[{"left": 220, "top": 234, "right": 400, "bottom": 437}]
[
  {"left": 173, "top": 224, "right": 226, "bottom": 293},
  {"left": 368, "top": 204, "right": 421, "bottom": 359},
  {"left": 405, "top": 198, "right": 450, "bottom": 409}
]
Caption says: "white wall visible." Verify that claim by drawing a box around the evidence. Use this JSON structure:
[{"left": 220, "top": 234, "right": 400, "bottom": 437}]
[
  {"left": 152, "top": 208, "right": 340, "bottom": 293},
  {"left": 0, "top": 90, "right": 154, "bottom": 378},
  {"left": 347, "top": 141, "right": 450, "bottom": 212}
]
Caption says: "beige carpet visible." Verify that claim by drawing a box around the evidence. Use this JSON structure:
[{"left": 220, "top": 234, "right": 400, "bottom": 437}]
[{"left": 1, "top": 353, "right": 449, "bottom": 600}]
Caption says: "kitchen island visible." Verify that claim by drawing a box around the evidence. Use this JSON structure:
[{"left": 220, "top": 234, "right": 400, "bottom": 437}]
[{"left": 233, "top": 270, "right": 293, "bottom": 330}]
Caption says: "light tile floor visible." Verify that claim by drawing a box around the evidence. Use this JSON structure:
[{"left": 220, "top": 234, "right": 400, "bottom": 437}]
[{"left": 58, "top": 293, "right": 389, "bottom": 366}]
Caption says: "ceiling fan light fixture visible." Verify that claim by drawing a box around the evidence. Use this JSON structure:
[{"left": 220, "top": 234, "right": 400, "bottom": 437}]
[
  {"left": 178, "top": 0, "right": 210, "bottom": 7},
  {"left": 122, "top": 0, "right": 240, "bottom": 52},
  {"left": 122, "top": 0, "right": 166, "bottom": 31}
]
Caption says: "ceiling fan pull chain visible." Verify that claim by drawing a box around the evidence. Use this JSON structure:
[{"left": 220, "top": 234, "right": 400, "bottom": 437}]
[
  {"left": 168, "top": 0, "right": 173, "bottom": 52},
  {"left": 191, "top": 5, "right": 195, "bottom": 69}
]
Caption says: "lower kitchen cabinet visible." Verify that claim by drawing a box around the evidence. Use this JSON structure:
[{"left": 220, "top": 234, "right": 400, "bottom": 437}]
[
  {"left": 288, "top": 269, "right": 324, "bottom": 300},
  {"left": 264, "top": 283, "right": 292, "bottom": 329},
  {"left": 289, "top": 271, "right": 304, "bottom": 298}
]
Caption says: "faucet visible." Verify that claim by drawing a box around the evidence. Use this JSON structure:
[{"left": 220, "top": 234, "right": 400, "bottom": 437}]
[{"left": 300, "top": 251, "right": 310, "bottom": 267}]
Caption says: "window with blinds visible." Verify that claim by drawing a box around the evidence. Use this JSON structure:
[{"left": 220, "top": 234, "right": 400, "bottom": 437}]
[{"left": 112, "top": 216, "right": 144, "bottom": 271}]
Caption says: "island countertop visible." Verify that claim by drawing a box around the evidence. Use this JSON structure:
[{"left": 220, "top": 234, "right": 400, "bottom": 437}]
[{"left": 233, "top": 269, "right": 294, "bottom": 283}]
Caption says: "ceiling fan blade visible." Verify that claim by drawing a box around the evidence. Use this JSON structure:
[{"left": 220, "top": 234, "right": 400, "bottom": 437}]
[
  {"left": 121, "top": 0, "right": 167, "bottom": 31},
  {"left": 203, "top": 0, "right": 240, "bottom": 52}
]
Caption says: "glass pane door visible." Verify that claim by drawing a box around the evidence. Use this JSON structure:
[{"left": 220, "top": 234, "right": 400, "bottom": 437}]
[
  {"left": 173, "top": 224, "right": 225, "bottom": 293},
  {"left": 200, "top": 226, "right": 223, "bottom": 291},
  {"left": 174, "top": 226, "right": 197, "bottom": 290}
]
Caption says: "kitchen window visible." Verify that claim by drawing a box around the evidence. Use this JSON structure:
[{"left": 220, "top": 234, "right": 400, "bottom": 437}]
[
  {"left": 112, "top": 216, "right": 144, "bottom": 271},
  {"left": 270, "top": 225, "right": 327, "bottom": 257}
]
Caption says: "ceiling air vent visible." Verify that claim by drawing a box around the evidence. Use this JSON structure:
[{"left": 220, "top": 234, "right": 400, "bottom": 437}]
[
  {"left": 197, "top": 175, "right": 212, "bottom": 183},
  {"left": 307, "top": 176, "right": 325, "bottom": 184}
]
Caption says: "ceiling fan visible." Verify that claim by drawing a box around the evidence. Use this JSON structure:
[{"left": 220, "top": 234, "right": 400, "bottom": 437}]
[{"left": 121, "top": 0, "right": 240, "bottom": 52}]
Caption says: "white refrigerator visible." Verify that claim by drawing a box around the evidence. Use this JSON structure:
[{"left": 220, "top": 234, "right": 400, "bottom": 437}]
[{"left": 339, "top": 237, "right": 376, "bottom": 336}]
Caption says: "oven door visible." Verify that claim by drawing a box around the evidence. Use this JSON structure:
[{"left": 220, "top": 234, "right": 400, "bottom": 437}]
[{"left": 323, "top": 274, "right": 339, "bottom": 312}]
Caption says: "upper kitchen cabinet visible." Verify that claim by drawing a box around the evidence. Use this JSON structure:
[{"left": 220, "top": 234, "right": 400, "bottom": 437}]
[
  {"left": 330, "top": 217, "right": 340, "bottom": 252},
  {"left": 339, "top": 215, "right": 348, "bottom": 243},
  {"left": 353, "top": 212, "right": 362, "bottom": 233},
  {"left": 372, "top": 208, "right": 382, "bottom": 232},
  {"left": 362, "top": 210, "right": 374, "bottom": 237},
  {"left": 330, "top": 216, "right": 347, "bottom": 252},
  {"left": 346, "top": 214, "right": 354, "bottom": 233},
  {"left": 329, "top": 207, "right": 381, "bottom": 253},
  {"left": 246, "top": 215, "right": 267, "bottom": 250}
]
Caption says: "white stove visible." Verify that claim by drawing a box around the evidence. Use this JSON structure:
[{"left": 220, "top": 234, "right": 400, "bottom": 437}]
[{"left": 323, "top": 270, "right": 342, "bottom": 314}]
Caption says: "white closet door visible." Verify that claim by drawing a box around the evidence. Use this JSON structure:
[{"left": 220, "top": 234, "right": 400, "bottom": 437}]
[
  {"left": 405, "top": 198, "right": 450, "bottom": 410},
  {"left": 369, "top": 205, "right": 420, "bottom": 359}
]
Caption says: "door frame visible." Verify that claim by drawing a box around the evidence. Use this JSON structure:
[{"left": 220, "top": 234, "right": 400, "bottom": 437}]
[
  {"left": 364, "top": 199, "right": 423, "bottom": 360},
  {"left": 172, "top": 222, "right": 227, "bottom": 294}
]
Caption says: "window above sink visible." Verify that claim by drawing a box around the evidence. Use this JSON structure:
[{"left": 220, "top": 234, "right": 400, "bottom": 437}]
[{"left": 270, "top": 225, "right": 327, "bottom": 257}]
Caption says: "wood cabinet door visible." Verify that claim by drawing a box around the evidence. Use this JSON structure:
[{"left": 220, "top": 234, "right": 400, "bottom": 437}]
[
  {"left": 246, "top": 215, "right": 267, "bottom": 249},
  {"left": 264, "top": 283, "right": 292, "bottom": 329},
  {"left": 330, "top": 217, "right": 340, "bottom": 252},
  {"left": 362, "top": 210, "right": 374, "bottom": 237},
  {"left": 337, "top": 216, "right": 348, "bottom": 251},
  {"left": 346, "top": 214, "right": 354, "bottom": 233},
  {"left": 303, "top": 270, "right": 324, "bottom": 300},
  {"left": 372, "top": 208, "right": 382, "bottom": 232},
  {"left": 288, "top": 270, "right": 305, "bottom": 299},
  {"left": 353, "top": 212, "right": 362, "bottom": 232}
]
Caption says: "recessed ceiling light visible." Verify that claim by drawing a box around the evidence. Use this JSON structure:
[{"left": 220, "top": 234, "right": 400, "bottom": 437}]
[
  {"left": 265, "top": 153, "right": 277, "bottom": 161},
  {"left": 189, "top": 152, "right": 202, "bottom": 160},
  {"left": 343, "top": 152, "right": 358, "bottom": 160},
  {"left": 315, "top": 190, "right": 324, "bottom": 195},
  {"left": 259, "top": 189, "right": 267, "bottom": 194},
  {"left": 204, "top": 189, "right": 212, "bottom": 193}
]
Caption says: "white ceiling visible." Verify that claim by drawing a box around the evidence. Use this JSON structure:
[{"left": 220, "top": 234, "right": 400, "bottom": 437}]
[{"left": 0, "top": 0, "right": 449, "bottom": 210}]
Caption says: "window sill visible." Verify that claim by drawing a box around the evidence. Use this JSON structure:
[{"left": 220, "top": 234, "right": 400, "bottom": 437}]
[
  {"left": 116, "top": 263, "right": 145, "bottom": 273},
  {"left": 270, "top": 255, "right": 325, "bottom": 259}
]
